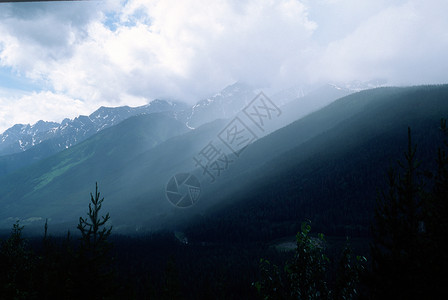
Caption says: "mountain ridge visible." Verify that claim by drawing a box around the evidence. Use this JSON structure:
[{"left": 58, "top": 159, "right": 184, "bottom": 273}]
[
  {"left": 0, "top": 99, "right": 189, "bottom": 157},
  {"left": 0, "top": 81, "right": 357, "bottom": 158}
]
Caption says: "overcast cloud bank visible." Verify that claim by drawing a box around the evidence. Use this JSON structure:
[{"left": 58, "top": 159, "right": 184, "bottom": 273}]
[{"left": 1, "top": 0, "right": 447, "bottom": 132}]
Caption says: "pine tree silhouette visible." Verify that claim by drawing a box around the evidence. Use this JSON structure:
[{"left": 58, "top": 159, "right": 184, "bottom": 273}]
[
  {"left": 422, "top": 119, "right": 448, "bottom": 293},
  {"left": 370, "top": 127, "right": 437, "bottom": 298},
  {"left": 0, "top": 221, "right": 36, "bottom": 299},
  {"left": 77, "top": 182, "right": 112, "bottom": 252},
  {"left": 73, "top": 182, "right": 115, "bottom": 299}
]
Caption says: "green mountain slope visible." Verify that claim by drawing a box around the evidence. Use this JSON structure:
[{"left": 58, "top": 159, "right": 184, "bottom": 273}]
[{"left": 0, "top": 113, "right": 191, "bottom": 229}]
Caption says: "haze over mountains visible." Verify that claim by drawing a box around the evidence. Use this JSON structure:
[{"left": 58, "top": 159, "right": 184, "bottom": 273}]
[
  {"left": 0, "top": 82, "right": 342, "bottom": 156},
  {"left": 1, "top": 82, "right": 445, "bottom": 236},
  {"left": 0, "top": 82, "right": 352, "bottom": 178}
]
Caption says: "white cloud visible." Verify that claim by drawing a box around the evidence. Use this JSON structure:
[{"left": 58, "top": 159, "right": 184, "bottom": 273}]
[
  {"left": 0, "top": 88, "right": 151, "bottom": 133},
  {"left": 0, "top": 0, "right": 448, "bottom": 132},
  {"left": 0, "top": 91, "right": 87, "bottom": 132},
  {"left": 1, "top": 0, "right": 317, "bottom": 104},
  {"left": 313, "top": 0, "right": 448, "bottom": 84}
]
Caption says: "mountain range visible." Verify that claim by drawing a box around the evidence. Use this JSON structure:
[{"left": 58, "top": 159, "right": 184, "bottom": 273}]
[
  {"left": 2, "top": 81, "right": 435, "bottom": 235},
  {"left": 0, "top": 82, "right": 350, "bottom": 179},
  {"left": 0, "top": 99, "right": 189, "bottom": 157},
  {"left": 0, "top": 80, "right": 385, "bottom": 158}
]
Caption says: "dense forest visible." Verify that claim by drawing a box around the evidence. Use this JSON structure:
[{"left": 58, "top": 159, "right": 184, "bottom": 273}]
[{"left": 1, "top": 117, "right": 447, "bottom": 299}]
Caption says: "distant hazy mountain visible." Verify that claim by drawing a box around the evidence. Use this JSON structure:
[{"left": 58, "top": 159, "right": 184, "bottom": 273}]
[
  {"left": 270, "top": 85, "right": 310, "bottom": 106},
  {"left": 339, "top": 79, "right": 388, "bottom": 91},
  {"left": 0, "top": 99, "right": 188, "bottom": 157},
  {"left": 264, "top": 84, "right": 353, "bottom": 133},
  {"left": 186, "top": 82, "right": 256, "bottom": 128},
  {"left": 185, "top": 82, "right": 352, "bottom": 136}
]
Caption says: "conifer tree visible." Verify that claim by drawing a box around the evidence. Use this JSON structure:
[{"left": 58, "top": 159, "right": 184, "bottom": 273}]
[
  {"left": 370, "top": 127, "right": 430, "bottom": 298},
  {"left": 422, "top": 119, "right": 448, "bottom": 291},
  {"left": 73, "top": 182, "right": 115, "bottom": 299},
  {"left": 77, "top": 182, "right": 112, "bottom": 253},
  {"left": 0, "top": 221, "right": 36, "bottom": 299}
]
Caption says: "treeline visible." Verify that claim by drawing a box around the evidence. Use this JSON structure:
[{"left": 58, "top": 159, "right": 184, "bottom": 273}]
[
  {"left": 0, "top": 223, "right": 276, "bottom": 299},
  {"left": 0, "top": 183, "right": 124, "bottom": 299},
  {"left": 0, "top": 184, "right": 271, "bottom": 299}
]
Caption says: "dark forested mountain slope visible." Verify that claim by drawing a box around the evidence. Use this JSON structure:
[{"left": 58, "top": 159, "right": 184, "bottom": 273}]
[{"left": 182, "top": 85, "right": 448, "bottom": 242}]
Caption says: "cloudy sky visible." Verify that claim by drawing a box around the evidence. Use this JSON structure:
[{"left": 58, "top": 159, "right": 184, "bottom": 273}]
[{"left": 0, "top": 0, "right": 447, "bottom": 132}]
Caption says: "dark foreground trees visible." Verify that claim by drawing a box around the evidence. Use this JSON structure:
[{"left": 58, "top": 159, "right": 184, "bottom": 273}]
[
  {"left": 369, "top": 124, "right": 448, "bottom": 298},
  {"left": 254, "top": 220, "right": 366, "bottom": 300},
  {"left": 0, "top": 183, "right": 118, "bottom": 300},
  {"left": 256, "top": 121, "right": 448, "bottom": 299},
  {"left": 369, "top": 127, "right": 427, "bottom": 298},
  {"left": 0, "top": 222, "right": 36, "bottom": 299},
  {"left": 72, "top": 182, "right": 116, "bottom": 299}
]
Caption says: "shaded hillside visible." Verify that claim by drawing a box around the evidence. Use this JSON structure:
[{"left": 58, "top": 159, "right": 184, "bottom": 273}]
[
  {"left": 0, "top": 113, "right": 190, "bottom": 229},
  {"left": 183, "top": 85, "right": 448, "bottom": 242}
]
